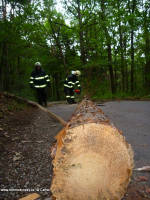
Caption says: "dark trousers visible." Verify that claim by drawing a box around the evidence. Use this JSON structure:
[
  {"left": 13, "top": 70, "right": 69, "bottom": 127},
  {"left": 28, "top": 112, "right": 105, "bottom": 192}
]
[
  {"left": 64, "top": 88, "right": 75, "bottom": 104},
  {"left": 36, "top": 88, "right": 47, "bottom": 106}
]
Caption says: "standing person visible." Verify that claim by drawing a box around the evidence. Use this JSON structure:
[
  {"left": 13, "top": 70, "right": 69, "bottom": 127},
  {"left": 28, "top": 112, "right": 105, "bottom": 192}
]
[
  {"left": 64, "top": 70, "right": 81, "bottom": 104},
  {"left": 30, "top": 62, "right": 50, "bottom": 107}
]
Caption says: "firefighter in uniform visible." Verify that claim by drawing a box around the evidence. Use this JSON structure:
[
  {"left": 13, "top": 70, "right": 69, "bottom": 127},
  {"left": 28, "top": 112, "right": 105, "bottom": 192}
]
[
  {"left": 30, "top": 62, "right": 50, "bottom": 107},
  {"left": 64, "top": 70, "right": 81, "bottom": 104}
]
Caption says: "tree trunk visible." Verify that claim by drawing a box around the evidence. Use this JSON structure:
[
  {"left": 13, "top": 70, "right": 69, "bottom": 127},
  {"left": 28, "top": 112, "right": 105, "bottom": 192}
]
[
  {"left": 54, "top": 73, "right": 60, "bottom": 101},
  {"left": 143, "top": 9, "right": 150, "bottom": 93},
  {"left": 107, "top": 44, "right": 116, "bottom": 94},
  {"left": 124, "top": 35, "right": 128, "bottom": 92},
  {"left": 145, "top": 36, "right": 150, "bottom": 92},
  {"left": 49, "top": 19, "right": 68, "bottom": 74},
  {"left": 131, "top": 30, "right": 134, "bottom": 92},
  {"left": 130, "top": 0, "right": 136, "bottom": 92},
  {"left": 0, "top": 43, "right": 10, "bottom": 91},
  {"left": 100, "top": 0, "right": 116, "bottom": 94},
  {"left": 50, "top": 99, "right": 134, "bottom": 200},
  {"left": 2, "top": 0, "right": 7, "bottom": 20},
  {"left": 117, "top": 1, "right": 125, "bottom": 91},
  {"left": 77, "top": 0, "right": 86, "bottom": 65}
]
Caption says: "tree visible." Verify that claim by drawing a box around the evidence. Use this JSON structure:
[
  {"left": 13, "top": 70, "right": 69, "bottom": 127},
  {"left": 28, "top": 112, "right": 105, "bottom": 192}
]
[
  {"left": 96, "top": 0, "right": 116, "bottom": 94},
  {"left": 142, "top": 0, "right": 150, "bottom": 92}
]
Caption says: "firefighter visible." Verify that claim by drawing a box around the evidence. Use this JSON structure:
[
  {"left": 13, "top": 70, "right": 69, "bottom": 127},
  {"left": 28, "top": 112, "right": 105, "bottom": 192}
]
[
  {"left": 64, "top": 70, "right": 81, "bottom": 104},
  {"left": 30, "top": 62, "right": 50, "bottom": 107}
]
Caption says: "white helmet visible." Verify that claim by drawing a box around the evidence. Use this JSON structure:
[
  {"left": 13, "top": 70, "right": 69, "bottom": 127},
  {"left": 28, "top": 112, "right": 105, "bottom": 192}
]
[
  {"left": 75, "top": 70, "right": 81, "bottom": 77},
  {"left": 71, "top": 70, "right": 81, "bottom": 77},
  {"left": 35, "top": 62, "right": 41, "bottom": 67}
]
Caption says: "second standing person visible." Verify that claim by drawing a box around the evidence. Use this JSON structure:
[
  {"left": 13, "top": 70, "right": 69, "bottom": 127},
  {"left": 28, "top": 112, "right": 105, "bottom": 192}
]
[{"left": 64, "top": 70, "right": 81, "bottom": 104}]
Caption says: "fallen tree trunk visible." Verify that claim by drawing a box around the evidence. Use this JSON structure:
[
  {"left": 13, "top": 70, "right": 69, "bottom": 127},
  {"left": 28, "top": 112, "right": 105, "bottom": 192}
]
[{"left": 50, "top": 99, "right": 134, "bottom": 200}]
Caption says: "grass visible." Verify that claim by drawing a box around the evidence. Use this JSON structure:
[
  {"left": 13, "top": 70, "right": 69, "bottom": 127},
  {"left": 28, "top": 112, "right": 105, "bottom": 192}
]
[
  {"left": 7, "top": 99, "right": 27, "bottom": 112},
  {"left": 92, "top": 92, "right": 150, "bottom": 101}
]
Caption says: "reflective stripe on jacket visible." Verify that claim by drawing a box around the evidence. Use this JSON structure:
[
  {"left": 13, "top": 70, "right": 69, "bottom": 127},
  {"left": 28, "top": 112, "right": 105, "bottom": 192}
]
[
  {"left": 64, "top": 74, "right": 81, "bottom": 90},
  {"left": 30, "top": 69, "right": 50, "bottom": 88}
]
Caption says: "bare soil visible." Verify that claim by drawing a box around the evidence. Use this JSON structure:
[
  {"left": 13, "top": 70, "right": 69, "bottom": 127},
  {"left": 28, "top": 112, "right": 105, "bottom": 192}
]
[{"left": 0, "top": 93, "right": 62, "bottom": 200}]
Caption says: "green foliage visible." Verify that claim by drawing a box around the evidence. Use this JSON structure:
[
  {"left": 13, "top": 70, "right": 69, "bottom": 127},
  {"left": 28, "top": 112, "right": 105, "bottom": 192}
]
[
  {"left": 0, "top": 0, "right": 150, "bottom": 101},
  {"left": 92, "top": 92, "right": 150, "bottom": 101},
  {"left": 7, "top": 99, "right": 27, "bottom": 112}
]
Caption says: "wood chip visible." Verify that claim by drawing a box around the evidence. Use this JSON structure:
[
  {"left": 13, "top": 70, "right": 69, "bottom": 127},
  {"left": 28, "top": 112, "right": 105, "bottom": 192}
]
[
  {"left": 141, "top": 143, "right": 147, "bottom": 147},
  {"left": 15, "top": 152, "right": 21, "bottom": 156},
  {"left": 135, "top": 166, "right": 150, "bottom": 172},
  {"left": 136, "top": 176, "right": 148, "bottom": 182},
  {"left": 145, "top": 186, "right": 150, "bottom": 194},
  {"left": 35, "top": 140, "right": 44, "bottom": 143},
  {"left": 4, "top": 132, "right": 9, "bottom": 137},
  {"left": 13, "top": 155, "right": 21, "bottom": 162},
  {"left": 12, "top": 137, "right": 19, "bottom": 140},
  {"left": 51, "top": 125, "right": 57, "bottom": 127},
  {"left": 19, "top": 193, "right": 40, "bottom": 200}
]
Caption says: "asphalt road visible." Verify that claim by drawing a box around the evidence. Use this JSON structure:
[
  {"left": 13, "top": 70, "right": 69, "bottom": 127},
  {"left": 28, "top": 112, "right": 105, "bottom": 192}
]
[
  {"left": 48, "top": 102, "right": 77, "bottom": 122},
  {"left": 99, "top": 101, "right": 150, "bottom": 168}
]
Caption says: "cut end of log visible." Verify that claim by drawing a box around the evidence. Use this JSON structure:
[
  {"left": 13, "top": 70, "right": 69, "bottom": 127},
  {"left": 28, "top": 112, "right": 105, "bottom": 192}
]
[{"left": 50, "top": 99, "right": 134, "bottom": 200}]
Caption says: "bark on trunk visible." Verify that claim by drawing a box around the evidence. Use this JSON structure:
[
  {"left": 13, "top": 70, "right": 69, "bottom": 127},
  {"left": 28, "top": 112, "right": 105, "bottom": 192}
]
[
  {"left": 130, "top": 0, "right": 136, "bottom": 92},
  {"left": 50, "top": 99, "right": 134, "bottom": 200},
  {"left": 0, "top": 43, "right": 10, "bottom": 90},
  {"left": 100, "top": 0, "right": 115, "bottom": 94},
  {"left": 77, "top": 0, "right": 86, "bottom": 65},
  {"left": 117, "top": 1, "right": 125, "bottom": 91}
]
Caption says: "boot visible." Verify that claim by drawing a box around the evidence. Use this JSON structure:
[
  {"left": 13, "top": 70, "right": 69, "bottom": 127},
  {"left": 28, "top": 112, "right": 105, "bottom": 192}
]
[
  {"left": 67, "top": 98, "right": 72, "bottom": 104},
  {"left": 44, "top": 101, "right": 47, "bottom": 107},
  {"left": 71, "top": 98, "right": 76, "bottom": 104}
]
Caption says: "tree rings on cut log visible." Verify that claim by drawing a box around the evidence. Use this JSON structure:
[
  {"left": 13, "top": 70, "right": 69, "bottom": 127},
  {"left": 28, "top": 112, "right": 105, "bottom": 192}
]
[{"left": 51, "top": 99, "right": 134, "bottom": 200}]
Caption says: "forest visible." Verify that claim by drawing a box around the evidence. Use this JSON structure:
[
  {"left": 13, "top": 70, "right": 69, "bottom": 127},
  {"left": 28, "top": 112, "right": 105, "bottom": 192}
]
[{"left": 0, "top": 0, "right": 150, "bottom": 101}]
